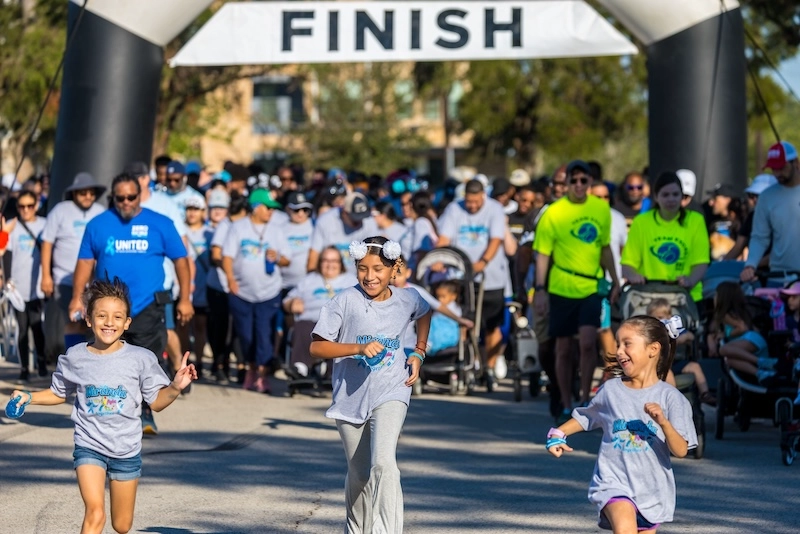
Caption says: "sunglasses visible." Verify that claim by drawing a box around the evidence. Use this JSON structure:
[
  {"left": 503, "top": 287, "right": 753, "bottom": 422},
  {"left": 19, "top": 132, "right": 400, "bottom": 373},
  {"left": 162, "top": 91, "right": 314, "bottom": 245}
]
[
  {"left": 17, "top": 203, "right": 36, "bottom": 209},
  {"left": 114, "top": 194, "right": 139, "bottom": 203},
  {"left": 570, "top": 178, "right": 590, "bottom": 185},
  {"left": 74, "top": 189, "right": 96, "bottom": 196},
  {"left": 292, "top": 207, "right": 311, "bottom": 214},
  {"left": 626, "top": 184, "right": 644, "bottom": 191}
]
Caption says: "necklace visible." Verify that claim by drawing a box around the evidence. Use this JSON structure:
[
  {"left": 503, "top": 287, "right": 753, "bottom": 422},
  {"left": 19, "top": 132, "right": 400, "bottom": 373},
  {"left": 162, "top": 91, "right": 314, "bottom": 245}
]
[
  {"left": 362, "top": 286, "right": 391, "bottom": 312},
  {"left": 249, "top": 216, "right": 267, "bottom": 247}
]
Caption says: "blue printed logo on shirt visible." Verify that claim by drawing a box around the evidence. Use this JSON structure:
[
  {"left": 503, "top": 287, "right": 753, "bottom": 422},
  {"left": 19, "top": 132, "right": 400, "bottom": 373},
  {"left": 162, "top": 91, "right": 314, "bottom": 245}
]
[
  {"left": 611, "top": 418, "right": 659, "bottom": 452},
  {"left": 354, "top": 334, "right": 400, "bottom": 371},
  {"left": 456, "top": 225, "right": 489, "bottom": 248},
  {"left": 571, "top": 222, "right": 599, "bottom": 244},
  {"left": 85, "top": 384, "right": 128, "bottom": 416},
  {"left": 650, "top": 242, "right": 681, "bottom": 265}
]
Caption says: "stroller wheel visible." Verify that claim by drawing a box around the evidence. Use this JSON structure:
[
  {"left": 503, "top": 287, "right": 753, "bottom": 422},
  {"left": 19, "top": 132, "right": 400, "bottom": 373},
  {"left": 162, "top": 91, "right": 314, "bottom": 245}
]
[
  {"left": 449, "top": 372, "right": 459, "bottom": 396},
  {"left": 715, "top": 377, "right": 727, "bottom": 440},
  {"left": 782, "top": 439, "right": 797, "bottom": 466},
  {"left": 513, "top": 376, "right": 522, "bottom": 402},
  {"left": 529, "top": 373, "right": 542, "bottom": 397}
]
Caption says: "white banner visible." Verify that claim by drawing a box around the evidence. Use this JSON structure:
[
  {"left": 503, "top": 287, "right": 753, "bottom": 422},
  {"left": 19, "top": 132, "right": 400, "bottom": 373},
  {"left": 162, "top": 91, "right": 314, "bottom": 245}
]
[{"left": 171, "top": 1, "right": 637, "bottom": 67}]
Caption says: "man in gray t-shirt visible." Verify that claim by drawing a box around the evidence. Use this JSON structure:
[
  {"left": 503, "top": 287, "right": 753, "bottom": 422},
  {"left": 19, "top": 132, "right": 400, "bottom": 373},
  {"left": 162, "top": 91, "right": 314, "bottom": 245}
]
[
  {"left": 40, "top": 173, "right": 106, "bottom": 355},
  {"left": 308, "top": 193, "right": 379, "bottom": 274},
  {"left": 437, "top": 179, "right": 509, "bottom": 387}
]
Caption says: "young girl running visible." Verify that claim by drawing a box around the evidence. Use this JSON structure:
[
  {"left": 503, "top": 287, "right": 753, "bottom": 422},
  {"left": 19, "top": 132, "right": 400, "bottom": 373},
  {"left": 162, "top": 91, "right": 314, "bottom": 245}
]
[
  {"left": 546, "top": 315, "right": 697, "bottom": 533},
  {"left": 310, "top": 236, "right": 432, "bottom": 533},
  {"left": 10, "top": 278, "right": 196, "bottom": 534}
]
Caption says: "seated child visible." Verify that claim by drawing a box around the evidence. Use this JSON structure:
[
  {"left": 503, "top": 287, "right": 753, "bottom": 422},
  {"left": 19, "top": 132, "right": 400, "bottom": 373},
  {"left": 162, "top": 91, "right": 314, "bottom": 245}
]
[
  {"left": 391, "top": 258, "right": 473, "bottom": 355},
  {"left": 647, "top": 298, "right": 715, "bottom": 405},
  {"left": 779, "top": 282, "right": 800, "bottom": 404},
  {"left": 712, "top": 281, "right": 774, "bottom": 383}
]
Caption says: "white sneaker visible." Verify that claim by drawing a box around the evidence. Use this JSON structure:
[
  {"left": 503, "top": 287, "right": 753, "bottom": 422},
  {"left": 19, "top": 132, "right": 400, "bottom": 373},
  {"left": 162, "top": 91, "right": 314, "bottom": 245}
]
[{"left": 494, "top": 356, "right": 508, "bottom": 380}]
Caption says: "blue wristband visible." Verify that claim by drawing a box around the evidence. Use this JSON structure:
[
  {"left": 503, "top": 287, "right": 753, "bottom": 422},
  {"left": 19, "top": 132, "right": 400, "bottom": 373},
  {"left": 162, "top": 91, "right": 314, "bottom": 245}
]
[
  {"left": 546, "top": 437, "right": 568, "bottom": 450},
  {"left": 408, "top": 351, "right": 425, "bottom": 364}
]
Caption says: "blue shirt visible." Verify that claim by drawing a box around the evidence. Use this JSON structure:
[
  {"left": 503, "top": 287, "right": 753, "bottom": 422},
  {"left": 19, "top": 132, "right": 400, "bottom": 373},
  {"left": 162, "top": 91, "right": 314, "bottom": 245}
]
[{"left": 78, "top": 208, "right": 187, "bottom": 316}]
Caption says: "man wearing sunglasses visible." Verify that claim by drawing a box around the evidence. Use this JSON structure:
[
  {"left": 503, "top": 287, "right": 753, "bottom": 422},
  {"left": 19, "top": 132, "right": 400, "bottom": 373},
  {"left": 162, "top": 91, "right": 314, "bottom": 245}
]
[
  {"left": 615, "top": 171, "right": 647, "bottom": 227},
  {"left": 70, "top": 173, "right": 193, "bottom": 435},
  {"left": 40, "top": 172, "right": 107, "bottom": 356},
  {"left": 533, "top": 160, "right": 620, "bottom": 425}
]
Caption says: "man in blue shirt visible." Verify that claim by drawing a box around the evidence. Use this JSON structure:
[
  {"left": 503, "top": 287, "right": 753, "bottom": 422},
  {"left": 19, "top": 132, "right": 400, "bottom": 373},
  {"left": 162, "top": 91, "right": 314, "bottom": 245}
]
[{"left": 69, "top": 173, "right": 193, "bottom": 434}]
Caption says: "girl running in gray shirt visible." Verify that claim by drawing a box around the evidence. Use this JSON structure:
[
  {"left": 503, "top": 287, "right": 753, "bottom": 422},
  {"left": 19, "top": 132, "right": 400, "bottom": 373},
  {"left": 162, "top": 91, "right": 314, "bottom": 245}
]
[
  {"left": 10, "top": 278, "right": 197, "bottom": 534},
  {"left": 311, "top": 236, "right": 431, "bottom": 534},
  {"left": 546, "top": 315, "right": 697, "bottom": 533}
]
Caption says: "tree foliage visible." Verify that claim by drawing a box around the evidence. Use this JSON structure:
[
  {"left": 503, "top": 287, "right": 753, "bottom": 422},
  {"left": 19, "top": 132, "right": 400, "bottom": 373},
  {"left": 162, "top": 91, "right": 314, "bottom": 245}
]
[
  {"left": 0, "top": 0, "right": 65, "bottom": 170},
  {"left": 290, "top": 63, "right": 429, "bottom": 175}
]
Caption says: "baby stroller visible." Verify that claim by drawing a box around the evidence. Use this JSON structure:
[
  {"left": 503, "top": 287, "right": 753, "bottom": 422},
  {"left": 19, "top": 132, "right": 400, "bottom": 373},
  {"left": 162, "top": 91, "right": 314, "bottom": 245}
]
[
  {"left": 618, "top": 282, "right": 706, "bottom": 459},
  {"left": 715, "top": 283, "right": 798, "bottom": 443},
  {"left": 505, "top": 301, "right": 542, "bottom": 402},
  {"left": 413, "top": 246, "right": 479, "bottom": 396}
]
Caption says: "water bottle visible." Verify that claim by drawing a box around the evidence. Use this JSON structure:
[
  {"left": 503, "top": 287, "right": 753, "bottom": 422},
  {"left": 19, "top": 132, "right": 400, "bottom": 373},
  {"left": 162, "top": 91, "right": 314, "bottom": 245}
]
[
  {"left": 5, "top": 395, "right": 29, "bottom": 419},
  {"left": 265, "top": 256, "right": 275, "bottom": 275}
]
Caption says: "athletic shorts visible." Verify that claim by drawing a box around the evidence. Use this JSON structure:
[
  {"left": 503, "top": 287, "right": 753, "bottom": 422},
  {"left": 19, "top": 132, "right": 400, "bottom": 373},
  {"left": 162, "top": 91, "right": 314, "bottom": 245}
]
[
  {"left": 479, "top": 289, "right": 505, "bottom": 331},
  {"left": 73, "top": 445, "right": 141, "bottom": 481},
  {"left": 548, "top": 293, "right": 602, "bottom": 339},
  {"left": 599, "top": 496, "right": 660, "bottom": 531}
]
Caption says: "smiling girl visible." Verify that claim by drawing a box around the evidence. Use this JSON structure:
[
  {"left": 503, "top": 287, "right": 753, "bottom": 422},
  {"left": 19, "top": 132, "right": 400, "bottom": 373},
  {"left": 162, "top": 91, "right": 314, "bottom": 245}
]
[
  {"left": 310, "top": 236, "right": 431, "bottom": 533},
  {"left": 546, "top": 315, "right": 697, "bottom": 534},
  {"left": 10, "top": 278, "right": 196, "bottom": 534}
]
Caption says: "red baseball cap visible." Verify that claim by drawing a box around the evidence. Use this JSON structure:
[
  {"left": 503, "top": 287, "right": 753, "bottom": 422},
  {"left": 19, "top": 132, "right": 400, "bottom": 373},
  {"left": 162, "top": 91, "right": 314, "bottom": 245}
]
[{"left": 764, "top": 141, "right": 798, "bottom": 170}]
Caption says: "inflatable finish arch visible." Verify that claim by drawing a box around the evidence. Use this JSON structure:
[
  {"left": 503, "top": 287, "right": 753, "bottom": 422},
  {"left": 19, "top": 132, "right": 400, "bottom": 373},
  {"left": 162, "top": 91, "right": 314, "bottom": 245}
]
[{"left": 49, "top": 0, "right": 745, "bottom": 204}]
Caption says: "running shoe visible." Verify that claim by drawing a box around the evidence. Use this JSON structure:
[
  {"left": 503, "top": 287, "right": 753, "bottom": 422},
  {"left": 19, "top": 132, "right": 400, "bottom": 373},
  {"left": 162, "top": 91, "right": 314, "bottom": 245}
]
[
  {"left": 494, "top": 356, "right": 508, "bottom": 380},
  {"left": 141, "top": 407, "right": 158, "bottom": 435}
]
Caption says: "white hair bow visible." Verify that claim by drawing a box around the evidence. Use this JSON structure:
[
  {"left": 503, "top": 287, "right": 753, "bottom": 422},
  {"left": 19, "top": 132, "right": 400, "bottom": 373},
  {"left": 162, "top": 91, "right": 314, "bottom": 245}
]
[
  {"left": 349, "top": 240, "right": 402, "bottom": 261},
  {"left": 660, "top": 315, "right": 685, "bottom": 340}
]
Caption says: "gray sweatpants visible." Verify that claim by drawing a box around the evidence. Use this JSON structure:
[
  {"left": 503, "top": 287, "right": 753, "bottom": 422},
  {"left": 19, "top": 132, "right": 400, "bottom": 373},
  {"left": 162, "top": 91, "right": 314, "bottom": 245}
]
[{"left": 336, "top": 400, "right": 408, "bottom": 534}]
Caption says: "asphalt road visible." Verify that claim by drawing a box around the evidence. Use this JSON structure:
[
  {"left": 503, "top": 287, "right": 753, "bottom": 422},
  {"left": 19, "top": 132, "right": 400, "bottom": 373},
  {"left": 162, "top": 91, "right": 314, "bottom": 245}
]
[{"left": 1, "top": 361, "right": 798, "bottom": 534}]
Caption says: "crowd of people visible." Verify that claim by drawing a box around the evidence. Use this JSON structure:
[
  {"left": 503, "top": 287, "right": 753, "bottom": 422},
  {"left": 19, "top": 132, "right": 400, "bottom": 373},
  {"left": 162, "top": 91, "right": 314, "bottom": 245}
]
[{"left": 4, "top": 139, "right": 800, "bottom": 533}]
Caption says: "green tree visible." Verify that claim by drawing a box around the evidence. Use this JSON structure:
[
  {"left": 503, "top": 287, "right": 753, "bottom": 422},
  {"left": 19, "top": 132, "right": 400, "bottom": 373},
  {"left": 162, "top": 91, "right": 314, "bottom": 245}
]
[
  {"left": 290, "top": 63, "right": 429, "bottom": 174},
  {"left": 0, "top": 0, "right": 65, "bottom": 171}
]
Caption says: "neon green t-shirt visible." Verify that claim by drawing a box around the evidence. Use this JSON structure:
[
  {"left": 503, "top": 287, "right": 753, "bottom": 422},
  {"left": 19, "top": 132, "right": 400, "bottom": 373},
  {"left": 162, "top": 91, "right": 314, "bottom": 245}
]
[
  {"left": 621, "top": 209, "right": 710, "bottom": 301},
  {"left": 533, "top": 196, "right": 611, "bottom": 299}
]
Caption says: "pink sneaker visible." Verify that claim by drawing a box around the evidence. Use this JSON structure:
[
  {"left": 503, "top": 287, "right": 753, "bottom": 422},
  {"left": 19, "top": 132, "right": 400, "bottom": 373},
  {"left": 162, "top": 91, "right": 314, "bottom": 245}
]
[
  {"left": 255, "top": 376, "right": 271, "bottom": 394},
  {"left": 242, "top": 369, "right": 257, "bottom": 391}
]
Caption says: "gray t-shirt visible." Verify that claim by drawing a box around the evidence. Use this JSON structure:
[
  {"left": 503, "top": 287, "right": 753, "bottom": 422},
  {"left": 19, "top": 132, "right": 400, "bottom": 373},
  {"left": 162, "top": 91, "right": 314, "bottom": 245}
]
[
  {"left": 309, "top": 208, "right": 379, "bottom": 273},
  {"left": 284, "top": 272, "right": 357, "bottom": 322},
  {"left": 50, "top": 342, "right": 171, "bottom": 458},
  {"left": 572, "top": 378, "right": 697, "bottom": 524},
  {"left": 187, "top": 225, "right": 213, "bottom": 307},
  {"left": 313, "top": 285, "right": 431, "bottom": 424},
  {"left": 222, "top": 216, "right": 291, "bottom": 303},
  {"left": 206, "top": 218, "right": 231, "bottom": 293},
  {"left": 438, "top": 197, "right": 509, "bottom": 290},
  {"left": 746, "top": 183, "right": 800, "bottom": 271},
  {"left": 279, "top": 219, "right": 314, "bottom": 289},
  {"left": 41, "top": 200, "right": 106, "bottom": 286},
  {"left": 399, "top": 217, "right": 437, "bottom": 261},
  {"left": 9, "top": 217, "right": 46, "bottom": 301}
]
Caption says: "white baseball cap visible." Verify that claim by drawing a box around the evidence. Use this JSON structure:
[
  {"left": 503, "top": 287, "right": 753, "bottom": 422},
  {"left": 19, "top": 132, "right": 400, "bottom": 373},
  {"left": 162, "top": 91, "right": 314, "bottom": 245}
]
[{"left": 676, "top": 169, "right": 696, "bottom": 197}]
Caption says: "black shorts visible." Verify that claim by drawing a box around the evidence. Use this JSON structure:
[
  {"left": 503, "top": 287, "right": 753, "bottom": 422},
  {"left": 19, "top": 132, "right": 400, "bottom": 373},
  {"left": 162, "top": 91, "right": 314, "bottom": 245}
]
[
  {"left": 479, "top": 289, "right": 505, "bottom": 331},
  {"left": 124, "top": 300, "right": 167, "bottom": 357},
  {"left": 548, "top": 293, "right": 602, "bottom": 339}
]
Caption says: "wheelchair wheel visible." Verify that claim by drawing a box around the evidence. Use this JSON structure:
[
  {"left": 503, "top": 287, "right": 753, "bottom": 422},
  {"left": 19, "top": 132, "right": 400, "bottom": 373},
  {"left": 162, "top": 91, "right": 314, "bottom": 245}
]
[
  {"left": 715, "top": 377, "right": 727, "bottom": 440},
  {"left": 513, "top": 375, "right": 522, "bottom": 403}
]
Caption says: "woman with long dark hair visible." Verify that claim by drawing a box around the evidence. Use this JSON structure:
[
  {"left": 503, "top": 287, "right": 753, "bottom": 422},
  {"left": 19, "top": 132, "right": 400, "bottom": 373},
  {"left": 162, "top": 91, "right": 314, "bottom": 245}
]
[
  {"left": 621, "top": 171, "right": 710, "bottom": 302},
  {"left": 399, "top": 191, "right": 438, "bottom": 271}
]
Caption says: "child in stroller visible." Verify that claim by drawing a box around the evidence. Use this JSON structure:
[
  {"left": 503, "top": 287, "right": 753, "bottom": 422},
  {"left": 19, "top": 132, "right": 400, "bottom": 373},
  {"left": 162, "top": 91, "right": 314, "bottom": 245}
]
[
  {"left": 391, "top": 258, "right": 474, "bottom": 394},
  {"left": 647, "top": 298, "right": 716, "bottom": 406},
  {"left": 776, "top": 282, "right": 800, "bottom": 404},
  {"left": 710, "top": 281, "right": 775, "bottom": 384}
]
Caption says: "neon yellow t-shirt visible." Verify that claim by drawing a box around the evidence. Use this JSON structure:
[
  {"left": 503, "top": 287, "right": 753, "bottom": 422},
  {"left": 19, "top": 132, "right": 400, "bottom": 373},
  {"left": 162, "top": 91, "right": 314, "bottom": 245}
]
[
  {"left": 533, "top": 196, "right": 611, "bottom": 299},
  {"left": 621, "top": 209, "right": 710, "bottom": 301}
]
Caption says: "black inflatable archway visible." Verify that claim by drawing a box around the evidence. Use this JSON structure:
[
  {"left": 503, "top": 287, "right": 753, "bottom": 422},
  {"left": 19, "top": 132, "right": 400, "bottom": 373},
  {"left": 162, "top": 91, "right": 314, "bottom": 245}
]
[{"left": 49, "top": 0, "right": 746, "bottom": 204}]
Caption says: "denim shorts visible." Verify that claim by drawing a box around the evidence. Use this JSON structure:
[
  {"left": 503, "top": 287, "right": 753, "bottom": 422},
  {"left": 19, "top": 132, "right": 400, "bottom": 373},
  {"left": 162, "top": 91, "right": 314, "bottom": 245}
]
[{"left": 73, "top": 445, "right": 142, "bottom": 481}]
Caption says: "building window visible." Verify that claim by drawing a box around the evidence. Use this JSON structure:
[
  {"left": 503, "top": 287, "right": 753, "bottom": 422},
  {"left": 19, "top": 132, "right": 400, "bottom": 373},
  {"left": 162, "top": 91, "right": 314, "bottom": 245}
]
[
  {"left": 252, "top": 76, "right": 304, "bottom": 134},
  {"left": 394, "top": 80, "right": 414, "bottom": 120}
]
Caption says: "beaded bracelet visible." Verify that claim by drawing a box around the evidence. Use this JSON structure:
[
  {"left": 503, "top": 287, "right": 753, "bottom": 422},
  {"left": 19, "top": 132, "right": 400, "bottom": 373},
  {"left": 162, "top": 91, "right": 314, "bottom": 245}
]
[{"left": 408, "top": 351, "right": 425, "bottom": 364}]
